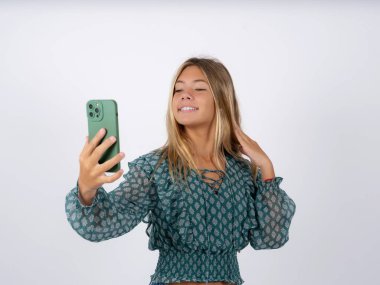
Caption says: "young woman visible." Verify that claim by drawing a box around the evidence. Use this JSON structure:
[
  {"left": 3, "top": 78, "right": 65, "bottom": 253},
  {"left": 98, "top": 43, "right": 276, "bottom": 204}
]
[{"left": 65, "top": 57, "right": 296, "bottom": 285}]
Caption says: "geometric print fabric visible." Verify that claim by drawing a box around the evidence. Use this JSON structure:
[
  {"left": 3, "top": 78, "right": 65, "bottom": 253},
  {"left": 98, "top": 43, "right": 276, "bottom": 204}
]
[{"left": 65, "top": 149, "right": 296, "bottom": 285}]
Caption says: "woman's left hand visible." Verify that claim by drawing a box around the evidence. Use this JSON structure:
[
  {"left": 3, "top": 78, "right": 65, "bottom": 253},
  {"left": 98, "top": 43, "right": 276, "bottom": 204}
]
[{"left": 233, "top": 122, "right": 272, "bottom": 168}]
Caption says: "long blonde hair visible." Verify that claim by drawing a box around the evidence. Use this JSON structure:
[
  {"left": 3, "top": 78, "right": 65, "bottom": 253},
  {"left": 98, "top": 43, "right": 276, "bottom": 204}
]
[{"left": 154, "top": 56, "right": 258, "bottom": 186}]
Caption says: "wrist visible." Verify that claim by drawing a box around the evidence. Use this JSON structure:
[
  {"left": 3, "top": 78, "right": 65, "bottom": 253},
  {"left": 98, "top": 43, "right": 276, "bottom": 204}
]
[
  {"left": 259, "top": 160, "right": 275, "bottom": 181},
  {"left": 77, "top": 179, "right": 96, "bottom": 205}
]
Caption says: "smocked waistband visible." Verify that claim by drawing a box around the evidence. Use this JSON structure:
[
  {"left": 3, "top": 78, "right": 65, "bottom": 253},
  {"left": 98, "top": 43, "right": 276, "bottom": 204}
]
[{"left": 150, "top": 249, "right": 244, "bottom": 285}]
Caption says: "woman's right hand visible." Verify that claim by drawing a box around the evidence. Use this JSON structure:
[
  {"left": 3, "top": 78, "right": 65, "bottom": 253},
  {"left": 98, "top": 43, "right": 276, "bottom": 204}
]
[{"left": 77, "top": 128, "right": 125, "bottom": 205}]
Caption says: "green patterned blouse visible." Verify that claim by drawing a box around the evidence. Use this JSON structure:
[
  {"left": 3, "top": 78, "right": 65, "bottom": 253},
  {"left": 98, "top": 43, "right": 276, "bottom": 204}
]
[{"left": 65, "top": 149, "right": 296, "bottom": 285}]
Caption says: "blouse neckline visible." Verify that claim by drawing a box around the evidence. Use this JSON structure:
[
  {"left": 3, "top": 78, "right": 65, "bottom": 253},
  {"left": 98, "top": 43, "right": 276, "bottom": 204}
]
[{"left": 191, "top": 153, "right": 232, "bottom": 194}]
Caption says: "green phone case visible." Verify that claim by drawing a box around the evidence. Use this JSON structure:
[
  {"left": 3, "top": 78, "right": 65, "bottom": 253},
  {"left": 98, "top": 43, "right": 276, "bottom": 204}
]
[{"left": 86, "top": 99, "right": 120, "bottom": 173}]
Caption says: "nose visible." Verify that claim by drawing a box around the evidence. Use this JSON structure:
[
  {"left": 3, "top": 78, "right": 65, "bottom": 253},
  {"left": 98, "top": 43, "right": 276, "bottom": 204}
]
[{"left": 181, "top": 88, "right": 193, "bottom": 100}]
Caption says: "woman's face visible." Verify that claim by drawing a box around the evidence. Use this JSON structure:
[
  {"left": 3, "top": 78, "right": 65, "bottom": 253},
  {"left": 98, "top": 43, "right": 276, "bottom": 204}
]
[{"left": 172, "top": 65, "right": 215, "bottom": 129}]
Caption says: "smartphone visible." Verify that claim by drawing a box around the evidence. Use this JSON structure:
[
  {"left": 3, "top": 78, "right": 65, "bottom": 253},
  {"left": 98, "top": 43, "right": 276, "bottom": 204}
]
[{"left": 86, "top": 99, "right": 120, "bottom": 173}]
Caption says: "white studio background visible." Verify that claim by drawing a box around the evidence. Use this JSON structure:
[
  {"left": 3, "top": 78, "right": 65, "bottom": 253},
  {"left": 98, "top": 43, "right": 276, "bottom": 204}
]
[{"left": 0, "top": 1, "right": 378, "bottom": 285}]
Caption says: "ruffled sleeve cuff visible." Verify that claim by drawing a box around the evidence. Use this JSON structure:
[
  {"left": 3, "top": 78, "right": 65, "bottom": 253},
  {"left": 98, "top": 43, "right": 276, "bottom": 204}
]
[
  {"left": 253, "top": 168, "right": 284, "bottom": 193},
  {"left": 73, "top": 180, "right": 103, "bottom": 208}
]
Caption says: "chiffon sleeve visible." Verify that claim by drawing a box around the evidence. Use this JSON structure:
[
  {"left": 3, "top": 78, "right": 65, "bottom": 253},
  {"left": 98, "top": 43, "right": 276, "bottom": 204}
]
[
  {"left": 247, "top": 167, "right": 296, "bottom": 249},
  {"left": 64, "top": 156, "right": 157, "bottom": 242}
]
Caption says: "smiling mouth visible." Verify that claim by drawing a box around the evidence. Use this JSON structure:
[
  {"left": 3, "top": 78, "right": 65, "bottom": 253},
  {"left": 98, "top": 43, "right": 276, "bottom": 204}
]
[{"left": 178, "top": 107, "right": 199, "bottom": 112}]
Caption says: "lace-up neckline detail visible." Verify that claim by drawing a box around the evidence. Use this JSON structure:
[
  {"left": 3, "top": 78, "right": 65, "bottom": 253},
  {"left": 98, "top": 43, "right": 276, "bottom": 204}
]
[{"left": 198, "top": 168, "right": 226, "bottom": 195}]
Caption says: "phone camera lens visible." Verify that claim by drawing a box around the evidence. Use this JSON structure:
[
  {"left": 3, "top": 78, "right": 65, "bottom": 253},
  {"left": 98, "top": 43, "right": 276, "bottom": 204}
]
[
  {"left": 89, "top": 112, "right": 93, "bottom": 117},
  {"left": 95, "top": 108, "right": 99, "bottom": 113},
  {"left": 89, "top": 104, "right": 93, "bottom": 109}
]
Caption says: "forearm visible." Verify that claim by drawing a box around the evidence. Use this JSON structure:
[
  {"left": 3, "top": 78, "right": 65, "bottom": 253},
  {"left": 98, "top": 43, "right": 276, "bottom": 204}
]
[{"left": 258, "top": 160, "right": 275, "bottom": 181}]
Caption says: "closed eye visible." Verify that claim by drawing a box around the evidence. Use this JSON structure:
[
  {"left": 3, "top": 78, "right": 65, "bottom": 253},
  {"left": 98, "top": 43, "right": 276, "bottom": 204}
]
[{"left": 174, "top": 88, "right": 206, "bottom": 93}]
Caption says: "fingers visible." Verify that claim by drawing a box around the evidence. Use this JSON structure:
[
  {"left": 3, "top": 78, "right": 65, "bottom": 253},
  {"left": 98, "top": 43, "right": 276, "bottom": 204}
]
[
  {"left": 232, "top": 120, "right": 241, "bottom": 130},
  {"left": 233, "top": 123, "right": 256, "bottom": 147},
  {"left": 78, "top": 128, "right": 125, "bottom": 192},
  {"left": 101, "top": 168, "right": 124, "bottom": 184},
  {"left": 99, "top": 151, "right": 125, "bottom": 173},
  {"left": 234, "top": 123, "right": 252, "bottom": 143},
  {"left": 90, "top": 135, "right": 118, "bottom": 164},
  {"left": 233, "top": 123, "right": 244, "bottom": 141},
  {"left": 88, "top": 128, "right": 107, "bottom": 156},
  {"left": 81, "top": 128, "right": 107, "bottom": 159}
]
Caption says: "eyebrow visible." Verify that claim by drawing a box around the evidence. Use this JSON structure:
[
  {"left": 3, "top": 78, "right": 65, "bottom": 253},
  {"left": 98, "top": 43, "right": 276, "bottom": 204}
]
[{"left": 175, "top": 79, "right": 208, "bottom": 84}]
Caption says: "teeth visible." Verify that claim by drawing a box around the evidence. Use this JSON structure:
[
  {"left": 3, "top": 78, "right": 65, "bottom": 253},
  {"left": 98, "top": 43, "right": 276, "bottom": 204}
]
[{"left": 180, "top": 107, "right": 197, "bottom": 111}]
